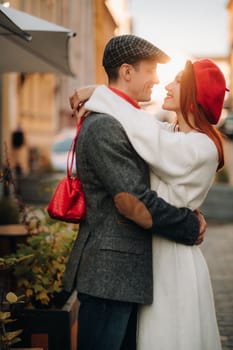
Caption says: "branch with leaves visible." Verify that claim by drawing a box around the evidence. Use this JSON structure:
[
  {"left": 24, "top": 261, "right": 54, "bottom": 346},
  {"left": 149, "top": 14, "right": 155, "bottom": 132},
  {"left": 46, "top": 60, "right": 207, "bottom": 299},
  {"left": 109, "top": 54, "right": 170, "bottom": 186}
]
[{"left": 0, "top": 292, "right": 24, "bottom": 349}]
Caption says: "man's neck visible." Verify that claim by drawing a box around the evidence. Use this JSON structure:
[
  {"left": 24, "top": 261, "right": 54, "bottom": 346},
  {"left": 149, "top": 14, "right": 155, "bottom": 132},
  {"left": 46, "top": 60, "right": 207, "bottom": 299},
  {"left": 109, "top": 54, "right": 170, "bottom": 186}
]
[{"left": 108, "top": 86, "right": 141, "bottom": 109}]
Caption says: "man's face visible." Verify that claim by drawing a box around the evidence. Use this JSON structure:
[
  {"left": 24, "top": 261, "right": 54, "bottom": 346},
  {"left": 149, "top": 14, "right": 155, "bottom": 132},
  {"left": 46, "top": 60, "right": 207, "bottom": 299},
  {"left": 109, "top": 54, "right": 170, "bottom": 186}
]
[{"left": 128, "top": 60, "right": 159, "bottom": 102}]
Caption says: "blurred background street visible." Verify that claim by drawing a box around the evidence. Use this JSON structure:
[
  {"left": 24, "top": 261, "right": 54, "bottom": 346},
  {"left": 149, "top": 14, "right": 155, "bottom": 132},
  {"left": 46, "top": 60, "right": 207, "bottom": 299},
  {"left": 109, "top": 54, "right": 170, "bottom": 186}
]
[{"left": 201, "top": 223, "right": 233, "bottom": 350}]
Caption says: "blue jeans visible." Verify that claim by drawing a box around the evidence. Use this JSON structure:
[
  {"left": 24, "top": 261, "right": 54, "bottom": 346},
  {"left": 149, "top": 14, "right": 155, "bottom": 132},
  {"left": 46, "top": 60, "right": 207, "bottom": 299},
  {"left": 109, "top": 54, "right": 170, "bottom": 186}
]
[{"left": 77, "top": 293, "right": 137, "bottom": 350}]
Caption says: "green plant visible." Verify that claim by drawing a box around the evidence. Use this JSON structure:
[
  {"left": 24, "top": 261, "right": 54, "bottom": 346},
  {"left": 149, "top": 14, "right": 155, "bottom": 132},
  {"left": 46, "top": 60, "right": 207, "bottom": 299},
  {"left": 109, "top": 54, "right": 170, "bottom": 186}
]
[
  {"left": 0, "top": 255, "right": 34, "bottom": 301},
  {"left": 0, "top": 255, "right": 34, "bottom": 269},
  {"left": 11, "top": 208, "right": 77, "bottom": 308},
  {"left": 1, "top": 145, "right": 77, "bottom": 309},
  {"left": 0, "top": 292, "right": 24, "bottom": 350}
]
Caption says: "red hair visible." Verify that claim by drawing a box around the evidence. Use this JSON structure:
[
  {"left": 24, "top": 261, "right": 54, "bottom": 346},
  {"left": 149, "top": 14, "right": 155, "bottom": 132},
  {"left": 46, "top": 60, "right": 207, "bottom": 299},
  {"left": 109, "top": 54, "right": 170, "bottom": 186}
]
[{"left": 180, "top": 60, "right": 224, "bottom": 171}]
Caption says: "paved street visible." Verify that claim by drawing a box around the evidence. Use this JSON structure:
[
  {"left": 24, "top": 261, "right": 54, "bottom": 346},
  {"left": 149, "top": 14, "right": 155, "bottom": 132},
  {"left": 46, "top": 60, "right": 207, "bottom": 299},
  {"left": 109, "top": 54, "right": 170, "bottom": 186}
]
[{"left": 201, "top": 223, "right": 233, "bottom": 350}]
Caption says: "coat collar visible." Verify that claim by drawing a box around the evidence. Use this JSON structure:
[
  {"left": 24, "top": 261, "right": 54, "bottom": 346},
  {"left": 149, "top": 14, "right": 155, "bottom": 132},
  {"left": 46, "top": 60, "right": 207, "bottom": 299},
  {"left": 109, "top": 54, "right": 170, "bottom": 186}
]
[{"left": 108, "top": 86, "right": 141, "bottom": 109}]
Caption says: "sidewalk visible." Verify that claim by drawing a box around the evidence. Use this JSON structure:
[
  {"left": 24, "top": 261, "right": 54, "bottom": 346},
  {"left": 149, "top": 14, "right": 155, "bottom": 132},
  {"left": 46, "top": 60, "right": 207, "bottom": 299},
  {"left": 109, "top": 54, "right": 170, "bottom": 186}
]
[{"left": 201, "top": 223, "right": 233, "bottom": 350}]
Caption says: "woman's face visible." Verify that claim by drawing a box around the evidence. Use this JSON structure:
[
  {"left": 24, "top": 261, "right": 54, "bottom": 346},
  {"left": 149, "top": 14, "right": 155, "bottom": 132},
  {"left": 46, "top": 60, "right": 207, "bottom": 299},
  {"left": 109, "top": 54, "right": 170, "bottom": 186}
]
[{"left": 162, "top": 71, "right": 182, "bottom": 112}]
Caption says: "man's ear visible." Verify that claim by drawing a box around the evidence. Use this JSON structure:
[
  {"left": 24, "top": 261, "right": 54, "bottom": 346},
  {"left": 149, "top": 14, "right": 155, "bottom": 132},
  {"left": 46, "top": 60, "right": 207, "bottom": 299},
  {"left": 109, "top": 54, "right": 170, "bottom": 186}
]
[{"left": 119, "top": 64, "right": 132, "bottom": 81}]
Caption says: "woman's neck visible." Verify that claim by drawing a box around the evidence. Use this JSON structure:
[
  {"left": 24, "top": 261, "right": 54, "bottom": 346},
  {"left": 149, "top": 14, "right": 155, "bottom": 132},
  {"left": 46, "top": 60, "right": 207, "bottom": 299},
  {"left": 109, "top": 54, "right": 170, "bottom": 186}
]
[{"left": 177, "top": 112, "right": 196, "bottom": 133}]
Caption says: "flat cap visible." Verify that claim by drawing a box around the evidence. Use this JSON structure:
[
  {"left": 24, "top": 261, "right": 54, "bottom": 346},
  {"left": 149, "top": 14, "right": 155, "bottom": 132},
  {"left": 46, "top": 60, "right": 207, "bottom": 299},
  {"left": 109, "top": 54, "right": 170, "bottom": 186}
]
[{"left": 103, "top": 34, "right": 170, "bottom": 69}]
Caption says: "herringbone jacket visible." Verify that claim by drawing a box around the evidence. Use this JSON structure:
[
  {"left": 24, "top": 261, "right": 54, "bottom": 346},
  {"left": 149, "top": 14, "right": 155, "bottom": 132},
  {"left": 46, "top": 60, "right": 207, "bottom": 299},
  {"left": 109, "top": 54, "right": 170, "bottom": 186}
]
[{"left": 62, "top": 114, "right": 199, "bottom": 304}]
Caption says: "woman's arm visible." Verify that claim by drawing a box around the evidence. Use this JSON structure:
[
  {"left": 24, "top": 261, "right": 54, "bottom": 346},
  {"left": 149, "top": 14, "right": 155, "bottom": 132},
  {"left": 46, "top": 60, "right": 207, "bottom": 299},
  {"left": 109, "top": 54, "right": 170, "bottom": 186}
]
[
  {"left": 84, "top": 86, "right": 218, "bottom": 214},
  {"left": 85, "top": 85, "right": 217, "bottom": 180},
  {"left": 70, "top": 85, "right": 96, "bottom": 119},
  {"left": 71, "top": 86, "right": 207, "bottom": 240}
]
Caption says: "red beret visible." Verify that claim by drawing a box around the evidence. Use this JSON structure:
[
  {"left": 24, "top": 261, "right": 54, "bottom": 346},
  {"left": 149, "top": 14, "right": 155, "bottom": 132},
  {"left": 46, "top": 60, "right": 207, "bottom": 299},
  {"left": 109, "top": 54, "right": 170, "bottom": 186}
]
[{"left": 193, "top": 59, "right": 228, "bottom": 124}]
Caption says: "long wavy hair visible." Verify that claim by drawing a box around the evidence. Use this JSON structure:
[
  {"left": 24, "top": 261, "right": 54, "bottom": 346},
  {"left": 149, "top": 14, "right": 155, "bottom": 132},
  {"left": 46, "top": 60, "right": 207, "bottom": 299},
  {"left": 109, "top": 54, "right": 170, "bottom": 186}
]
[{"left": 180, "top": 60, "right": 224, "bottom": 171}]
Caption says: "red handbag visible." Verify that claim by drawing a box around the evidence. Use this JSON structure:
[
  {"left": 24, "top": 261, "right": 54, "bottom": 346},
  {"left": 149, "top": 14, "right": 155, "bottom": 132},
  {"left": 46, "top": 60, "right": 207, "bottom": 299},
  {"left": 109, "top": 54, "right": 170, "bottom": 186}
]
[{"left": 47, "top": 118, "right": 86, "bottom": 223}]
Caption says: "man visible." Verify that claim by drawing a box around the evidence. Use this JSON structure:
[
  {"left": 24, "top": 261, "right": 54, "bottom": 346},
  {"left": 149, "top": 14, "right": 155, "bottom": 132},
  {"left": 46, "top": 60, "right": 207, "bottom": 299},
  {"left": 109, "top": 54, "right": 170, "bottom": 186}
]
[{"left": 63, "top": 35, "right": 205, "bottom": 350}]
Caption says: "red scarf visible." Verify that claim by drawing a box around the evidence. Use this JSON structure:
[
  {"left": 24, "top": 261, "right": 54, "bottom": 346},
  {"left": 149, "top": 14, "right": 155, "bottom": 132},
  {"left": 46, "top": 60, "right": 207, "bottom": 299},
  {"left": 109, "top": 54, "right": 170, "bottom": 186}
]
[{"left": 108, "top": 86, "right": 141, "bottom": 109}]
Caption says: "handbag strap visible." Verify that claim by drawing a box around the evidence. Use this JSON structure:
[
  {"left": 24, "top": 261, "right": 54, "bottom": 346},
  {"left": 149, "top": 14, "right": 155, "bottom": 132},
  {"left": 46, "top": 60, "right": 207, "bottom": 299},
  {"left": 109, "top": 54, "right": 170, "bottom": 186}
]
[{"left": 67, "top": 117, "right": 84, "bottom": 177}]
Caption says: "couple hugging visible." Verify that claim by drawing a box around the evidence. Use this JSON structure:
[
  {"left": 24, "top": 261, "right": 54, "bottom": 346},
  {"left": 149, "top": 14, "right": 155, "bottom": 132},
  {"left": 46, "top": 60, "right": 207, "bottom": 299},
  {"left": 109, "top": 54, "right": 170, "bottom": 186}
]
[{"left": 63, "top": 34, "right": 227, "bottom": 350}]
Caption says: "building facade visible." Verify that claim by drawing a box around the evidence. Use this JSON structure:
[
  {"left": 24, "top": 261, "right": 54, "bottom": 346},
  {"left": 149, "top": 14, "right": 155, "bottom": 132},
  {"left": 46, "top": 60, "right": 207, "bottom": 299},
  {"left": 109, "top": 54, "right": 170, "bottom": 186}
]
[{"left": 0, "top": 0, "right": 131, "bottom": 173}]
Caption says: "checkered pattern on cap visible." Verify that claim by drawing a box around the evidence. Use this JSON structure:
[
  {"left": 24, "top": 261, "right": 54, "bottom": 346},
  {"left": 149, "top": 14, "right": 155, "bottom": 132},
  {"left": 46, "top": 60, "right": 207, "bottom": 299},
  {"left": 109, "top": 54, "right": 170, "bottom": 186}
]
[{"left": 103, "top": 35, "right": 170, "bottom": 69}]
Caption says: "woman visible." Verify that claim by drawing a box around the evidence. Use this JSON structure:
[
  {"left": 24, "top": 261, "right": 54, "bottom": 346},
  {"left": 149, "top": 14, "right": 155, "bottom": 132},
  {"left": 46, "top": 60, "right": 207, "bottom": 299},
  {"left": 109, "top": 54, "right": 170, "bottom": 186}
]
[{"left": 71, "top": 59, "right": 227, "bottom": 349}]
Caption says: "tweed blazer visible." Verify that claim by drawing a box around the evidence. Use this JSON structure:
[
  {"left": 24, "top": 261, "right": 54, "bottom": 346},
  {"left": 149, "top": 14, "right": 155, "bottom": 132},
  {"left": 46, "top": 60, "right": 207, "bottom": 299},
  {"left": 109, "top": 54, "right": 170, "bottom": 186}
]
[{"left": 62, "top": 114, "right": 199, "bottom": 305}]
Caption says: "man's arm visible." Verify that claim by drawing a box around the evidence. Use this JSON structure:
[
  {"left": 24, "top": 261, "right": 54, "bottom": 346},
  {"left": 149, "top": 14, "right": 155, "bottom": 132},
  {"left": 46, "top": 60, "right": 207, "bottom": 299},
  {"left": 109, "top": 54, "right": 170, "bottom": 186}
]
[{"left": 84, "top": 115, "right": 201, "bottom": 245}]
